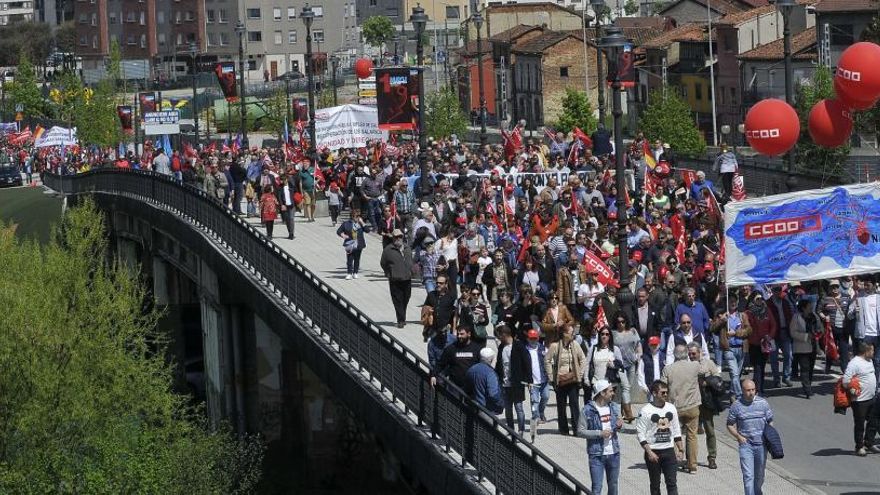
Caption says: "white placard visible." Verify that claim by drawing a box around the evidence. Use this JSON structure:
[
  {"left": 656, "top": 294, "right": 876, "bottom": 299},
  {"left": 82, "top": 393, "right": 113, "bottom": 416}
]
[{"left": 313, "top": 104, "right": 387, "bottom": 151}]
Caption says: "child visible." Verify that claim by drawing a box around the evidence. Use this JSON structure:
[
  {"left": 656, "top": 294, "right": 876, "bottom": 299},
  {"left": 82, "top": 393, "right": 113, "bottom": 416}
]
[
  {"left": 259, "top": 184, "right": 279, "bottom": 238},
  {"left": 327, "top": 181, "right": 342, "bottom": 226}
]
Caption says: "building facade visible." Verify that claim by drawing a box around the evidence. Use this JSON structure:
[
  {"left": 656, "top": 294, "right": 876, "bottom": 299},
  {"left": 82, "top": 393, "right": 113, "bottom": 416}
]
[
  {"left": 814, "top": 0, "right": 877, "bottom": 67},
  {"left": 0, "top": 0, "right": 35, "bottom": 26}
]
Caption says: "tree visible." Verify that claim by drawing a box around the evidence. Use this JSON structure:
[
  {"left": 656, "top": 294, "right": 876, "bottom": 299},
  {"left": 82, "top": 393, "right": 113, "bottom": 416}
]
[
  {"left": 0, "top": 22, "right": 52, "bottom": 67},
  {"left": 8, "top": 51, "right": 47, "bottom": 118},
  {"left": 855, "top": 15, "right": 880, "bottom": 143},
  {"left": 624, "top": 0, "right": 640, "bottom": 15},
  {"left": 0, "top": 200, "right": 264, "bottom": 493},
  {"left": 554, "top": 88, "right": 598, "bottom": 136},
  {"left": 262, "top": 88, "right": 288, "bottom": 140},
  {"left": 54, "top": 21, "right": 78, "bottom": 55},
  {"left": 794, "top": 66, "right": 850, "bottom": 180},
  {"left": 638, "top": 89, "right": 706, "bottom": 156},
  {"left": 75, "top": 40, "right": 124, "bottom": 147},
  {"left": 425, "top": 86, "right": 468, "bottom": 140},
  {"left": 361, "top": 16, "right": 395, "bottom": 53},
  {"left": 318, "top": 88, "right": 335, "bottom": 109}
]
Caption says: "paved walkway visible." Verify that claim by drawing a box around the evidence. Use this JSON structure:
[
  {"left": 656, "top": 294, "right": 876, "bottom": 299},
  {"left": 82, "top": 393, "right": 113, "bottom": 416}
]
[{"left": 247, "top": 212, "right": 815, "bottom": 495}]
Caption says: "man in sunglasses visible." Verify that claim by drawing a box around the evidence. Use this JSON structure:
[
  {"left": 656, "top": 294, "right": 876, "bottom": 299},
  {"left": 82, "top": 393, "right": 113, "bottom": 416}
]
[{"left": 637, "top": 380, "right": 684, "bottom": 494}]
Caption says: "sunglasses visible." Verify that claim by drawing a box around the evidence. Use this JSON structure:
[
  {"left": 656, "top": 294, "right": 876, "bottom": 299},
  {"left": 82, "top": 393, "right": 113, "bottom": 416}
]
[{"left": 600, "top": 332, "right": 611, "bottom": 336}]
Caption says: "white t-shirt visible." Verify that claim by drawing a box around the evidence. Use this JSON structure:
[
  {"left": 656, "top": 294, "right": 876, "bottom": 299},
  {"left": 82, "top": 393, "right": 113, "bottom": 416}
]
[
  {"left": 578, "top": 282, "right": 605, "bottom": 310},
  {"left": 596, "top": 404, "right": 616, "bottom": 455}
]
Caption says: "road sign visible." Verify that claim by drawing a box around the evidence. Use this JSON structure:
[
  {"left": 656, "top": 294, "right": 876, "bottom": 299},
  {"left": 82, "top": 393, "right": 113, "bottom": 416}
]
[
  {"left": 437, "top": 51, "right": 446, "bottom": 63},
  {"left": 358, "top": 97, "right": 377, "bottom": 105},
  {"left": 15, "top": 112, "right": 22, "bottom": 121},
  {"left": 15, "top": 103, "right": 23, "bottom": 113},
  {"left": 358, "top": 89, "right": 377, "bottom": 98},
  {"left": 143, "top": 110, "right": 181, "bottom": 135}
]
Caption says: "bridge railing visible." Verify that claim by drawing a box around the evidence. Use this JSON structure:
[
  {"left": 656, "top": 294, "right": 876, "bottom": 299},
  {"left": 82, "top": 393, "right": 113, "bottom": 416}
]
[{"left": 45, "top": 169, "right": 590, "bottom": 495}]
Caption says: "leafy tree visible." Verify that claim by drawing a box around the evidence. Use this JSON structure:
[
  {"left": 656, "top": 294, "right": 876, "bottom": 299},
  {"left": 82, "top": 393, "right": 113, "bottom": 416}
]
[
  {"left": 261, "top": 88, "right": 288, "bottom": 140},
  {"left": 624, "top": 0, "right": 640, "bottom": 15},
  {"left": 856, "top": 15, "right": 880, "bottom": 143},
  {"left": 75, "top": 40, "right": 124, "bottom": 147},
  {"left": 554, "top": 88, "right": 598, "bottom": 135},
  {"left": 8, "top": 51, "right": 47, "bottom": 117},
  {"left": 318, "top": 88, "right": 335, "bottom": 109},
  {"left": 652, "top": 1, "right": 670, "bottom": 14},
  {"left": 0, "top": 22, "right": 52, "bottom": 67},
  {"left": 0, "top": 200, "right": 264, "bottom": 493},
  {"left": 361, "top": 16, "right": 396, "bottom": 53},
  {"left": 54, "top": 21, "right": 78, "bottom": 55},
  {"left": 639, "top": 89, "right": 706, "bottom": 156},
  {"left": 425, "top": 86, "right": 468, "bottom": 140},
  {"left": 794, "top": 66, "right": 850, "bottom": 180}
]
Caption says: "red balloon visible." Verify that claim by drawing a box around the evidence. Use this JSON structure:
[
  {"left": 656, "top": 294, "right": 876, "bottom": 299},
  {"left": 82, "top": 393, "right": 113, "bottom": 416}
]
[
  {"left": 744, "top": 99, "right": 800, "bottom": 157},
  {"left": 354, "top": 58, "right": 373, "bottom": 79},
  {"left": 835, "top": 42, "right": 880, "bottom": 104},
  {"left": 834, "top": 77, "right": 877, "bottom": 111},
  {"left": 808, "top": 99, "right": 853, "bottom": 148}
]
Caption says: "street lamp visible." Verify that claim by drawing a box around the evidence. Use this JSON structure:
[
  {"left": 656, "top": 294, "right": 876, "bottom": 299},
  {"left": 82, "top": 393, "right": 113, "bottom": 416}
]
[
  {"left": 235, "top": 21, "right": 248, "bottom": 148},
  {"left": 393, "top": 33, "right": 401, "bottom": 65},
  {"left": 776, "top": 0, "right": 797, "bottom": 190},
  {"left": 302, "top": 4, "right": 317, "bottom": 157},
  {"left": 473, "top": 11, "right": 488, "bottom": 147},
  {"left": 189, "top": 41, "right": 200, "bottom": 145},
  {"left": 410, "top": 3, "right": 429, "bottom": 198},
  {"left": 330, "top": 55, "right": 339, "bottom": 106},
  {"left": 590, "top": 0, "right": 606, "bottom": 125},
  {"left": 599, "top": 26, "right": 633, "bottom": 308}
]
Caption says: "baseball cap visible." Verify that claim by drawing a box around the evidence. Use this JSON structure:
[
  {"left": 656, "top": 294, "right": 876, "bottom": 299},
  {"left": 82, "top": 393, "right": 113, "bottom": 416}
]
[
  {"left": 391, "top": 229, "right": 404, "bottom": 237},
  {"left": 829, "top": 279, "right": 840, "bottom": 287},
  {"left": 592, "top": 379, "right": 612, "bottom": 398},
  {"left": 527, "top": 329, "right": 540, "bottom": 340},
  {"left": 648, "top": 336, "right": 661, "bottom": 346}
]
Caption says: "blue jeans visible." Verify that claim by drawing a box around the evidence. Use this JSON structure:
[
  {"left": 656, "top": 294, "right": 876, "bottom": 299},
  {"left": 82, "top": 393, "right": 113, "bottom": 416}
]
[
  {"left": 368, "top": 198, "right": 383, "bottom": 229},
  {"left": 738, "top": 443, "right": 766, "bottom": 495},
  {"left": 725, "top": 347, "right": 745, "bottom": 398},
  {"left": 502, "top": 387, "right": 526, "bottom": 432},
  {"left": 530, "top": 382, "right": 549, "bottom": 420},
  {"left": 770, "top": 337, "right": 793, "bottom": 382},
  {"left": 232, "top": 181, "right": 244, "bottom": 213},
  {"left": 588, "top": 452, "right": 620, "bottom": 495},
  {"left": 712, "top": 333, "right": 723, "bottom": 368}
]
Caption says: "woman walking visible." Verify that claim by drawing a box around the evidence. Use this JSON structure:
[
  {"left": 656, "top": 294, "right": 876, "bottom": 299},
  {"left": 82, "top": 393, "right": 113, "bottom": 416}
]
[
  {"left": 337, "top": 209, "right": 368, "bottom": 280},
  {"left": 259, "top": 184, "right": 279, "bottom": 238},
  {"left": 791, "top": 299, "right": 817, "bottom": 398},
  {"left": 546, "top": 325, "right": 587, "bottom": 436},
  {"left": 745, "top": 292, "right": 777, "bottom": 395},
  {"left": 612, "top": 312, "right": 642, "bottom": 422}
]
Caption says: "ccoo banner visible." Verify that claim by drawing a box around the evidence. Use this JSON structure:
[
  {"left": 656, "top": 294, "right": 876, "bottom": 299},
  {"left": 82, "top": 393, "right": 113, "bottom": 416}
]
[
  {"left": 214, "top": 62, "right": 238, "bottom": 102},
  {"left": 375, "top": 67, "right": 421, "bottom": 131},
  {"left": 724, "top": 183, "right": 880, "bottom": 286}
]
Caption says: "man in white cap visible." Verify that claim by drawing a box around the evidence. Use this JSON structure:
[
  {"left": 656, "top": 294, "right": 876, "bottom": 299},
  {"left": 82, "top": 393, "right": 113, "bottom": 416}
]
[
  {"left": 464, "top": 347, "right": 504, "bottom": 414},
  {"left": 577, "top": 379, "right": 623, "bottom": 495}
]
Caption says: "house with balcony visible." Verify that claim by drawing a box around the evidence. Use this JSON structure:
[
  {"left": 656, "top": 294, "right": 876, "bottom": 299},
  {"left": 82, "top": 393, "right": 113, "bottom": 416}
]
[{"left": 813, "top": 0, "right": 878, "bottom": 67}]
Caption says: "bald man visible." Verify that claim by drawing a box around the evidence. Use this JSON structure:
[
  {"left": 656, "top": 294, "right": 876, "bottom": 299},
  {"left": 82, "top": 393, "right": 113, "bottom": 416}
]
[{"left": 727, "top": 379, "right": 774, "bottom": 495}]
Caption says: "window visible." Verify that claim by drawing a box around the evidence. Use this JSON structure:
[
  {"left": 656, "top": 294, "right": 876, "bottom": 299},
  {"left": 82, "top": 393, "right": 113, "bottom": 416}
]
[
  {"left": 274, "top": 30, "right": 282, "bottom": 44},
  {"left": 730, "top": 87, "right": 736, "bottom": 104},
  {"left": 830, "top": 24, "right": 854, "bottom": 45},
  {"left": 248, "top": 31, "right": 262, "bottom": 42},
  {"left": 92, "top": 35, "right": 97, "bottom": 48},
  {"left": 273, "top": 7, "right": 281, "bottom": 20},
  {"left": 218, "top": 9, "right": 227, "bottom": 23},
  {"left": 247, "top": 60, "right": 257, "bottom": 70},
  {"left": 78, "top": 13, "right": 86, "bottom": 23},
  {"left": 177, "top": 33, "right": 183, "bottom": 45},
  {"left": 158, "top": 33, "right": 166, "bottom": 45},
  {"left": 387, "top": 7, "right": 398, "bottom": 16},
  {"left": 185, "top": 10, "right": 194, "bottom": 21},
  {"left": 288, "top": 29, "right": 297, "bottom": 43},
  {"left": 206, "top": 32, "right": 215, "bottom": 46},
  {"left": 79, "top": 35, "right": 87, "bottom": 46},
  {"left": 246, "top": 7, "right": 260, "bottom": 19},
  {"left": 369, "top": 0, "right": 376, "bottom": 5},
  {"left": 313, "top": 29, "right": 324, "bottom": 42},
  {"left": 446, "top": 5, "right": 460, "bottom": 19},
  {"left": 110, "top": 34, "right": 117, "bottom": 44},
  {"left": 219, "top": 32, "right": 229, "bottom": 45},
  {"left": 695, "top": 83, "right": 702, "bottom": 100},
  {"left": 127, "top": 34, "right": 136, "bottom": 45},
  {"left": 91, "top": 12, "right": 96, "bottom": 25},
  {"left": 157, "top": 10, "right": 164, "bottom": 23},
  {"left": 313, "top": 5, "right": 323, "bottom": 16},
  {"left": 109, "top": 12, "right": 116, "bottom": 23},
  {"left": 206, "top": 9, "right": 214, "bottom": 22},
  {"left": 560, "top": 66, "right": 569, "bottom": 78},
  {"left": 140, "top": 34, "right": 146, "bottom": 48},
  {"left": 126, "top": 11, "right": 135, "bottom": 22},
  {"left": 287, "top": 6, "right": 295, "bottom": 19},
  {"left": 139, "top": 11, "right": 145, "bottom": 24},
  {"left": 175, "top": 11, "right": 181, "bottom": 23}
]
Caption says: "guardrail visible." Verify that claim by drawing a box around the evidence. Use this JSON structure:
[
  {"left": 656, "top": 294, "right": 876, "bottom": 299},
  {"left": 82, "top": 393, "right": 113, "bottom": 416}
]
[{"left": 44, "top": 169, "right": 590, "bottom": 495}]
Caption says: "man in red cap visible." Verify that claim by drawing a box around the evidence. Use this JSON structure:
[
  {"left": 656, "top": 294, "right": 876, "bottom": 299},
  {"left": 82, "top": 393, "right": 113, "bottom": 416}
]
[
  {"left": 525, "top": 328, "right": 550, "bottom": 425},
  {"left": 638, "top": 335, "right": 666, "bottom": 402}
]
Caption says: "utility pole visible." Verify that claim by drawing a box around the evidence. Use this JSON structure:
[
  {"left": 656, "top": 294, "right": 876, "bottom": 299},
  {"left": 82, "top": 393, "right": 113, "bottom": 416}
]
[
  {"left": 661, "top": 56, "right": 668, "bottom": 98},
  {"left": 707, "top": 0, "right": 718, "bottom": 146},
  {"left": 235, "top": 21, "right": 248, "bottom": 147},
  {"left": 498, "top": 56, "right": 508, "bottom": 130}
]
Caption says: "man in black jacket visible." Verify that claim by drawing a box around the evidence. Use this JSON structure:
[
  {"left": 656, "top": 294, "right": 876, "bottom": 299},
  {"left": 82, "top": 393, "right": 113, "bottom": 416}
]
[
  {"left": 431, "top": 325, "right": 482, "bottom": 388},
  {"left": 229, "top": 158, "right": 247, "bottom": 214},
  {"left": 380, "top": 229, "right": 411, "bottom": 328},
  {"left": 495, "top": 325, "right": 532, "bottom": 433}
]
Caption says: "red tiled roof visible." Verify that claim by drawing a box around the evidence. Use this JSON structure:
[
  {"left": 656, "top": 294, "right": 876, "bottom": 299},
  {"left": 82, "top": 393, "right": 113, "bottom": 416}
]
[
  {"left": 715, "top": 4, "right": 777, "bottom": 25},
  {"left": 738, "top": 26, "right": 817, "bottom": 60},
  {"left": 642, "top": 23, "right": 709, "bottom": 49},
  {"left": 815, "top": 0, "right": 879, "bottom": 12},
  {"left": 614, "top": 16, "right": 676, "bottom": 31},
  {"left": 659, "top": 0, "right": 748, "bottom": 16},
  {"left": 569, "top": 26, "right": 665, "bottom": 47},
  {"left": 512, "top": 31, "right": 583, "bottom": 54},
  {"left": 488, "top": 25, "right": 544, "bottom": 44},
  {"left": 455, "top": 39, "right": 492, "bottom": 58}
]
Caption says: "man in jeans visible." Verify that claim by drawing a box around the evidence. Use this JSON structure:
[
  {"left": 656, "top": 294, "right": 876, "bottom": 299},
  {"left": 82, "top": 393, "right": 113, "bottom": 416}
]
[
  {"left": 637, "top": 380, "right": 684, "bottom": 495},
  {"left": 727, "top": 379, "right": 774, "bottom": 495},
  {"left": 578, "top": 379, "right": 622, "bottom": 495},
  {"left": 524, "top": 329, "right": 549, "bottom": 423}
]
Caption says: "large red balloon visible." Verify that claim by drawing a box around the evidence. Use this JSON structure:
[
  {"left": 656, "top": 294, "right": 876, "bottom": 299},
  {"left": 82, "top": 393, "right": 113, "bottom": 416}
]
[
  {"left": 744, "top": 99, "right": 800, "bottom": 157},
  {"left": 834, "top": 77, "right": 877, "bottom": 111},
  {"left": 808, "top": 99, "right": 853, "bottom": 148},
  {"left": 354, "top": 58, "right": 373, "bottom": 79},
  {"left": 835, "top": 42, "right": 880, "bottom": 104}
]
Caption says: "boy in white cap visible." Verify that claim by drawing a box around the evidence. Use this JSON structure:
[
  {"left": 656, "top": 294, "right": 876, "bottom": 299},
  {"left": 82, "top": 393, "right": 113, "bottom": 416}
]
[{"left": 577, "top": 379, "right": 623, "bottom": 495}]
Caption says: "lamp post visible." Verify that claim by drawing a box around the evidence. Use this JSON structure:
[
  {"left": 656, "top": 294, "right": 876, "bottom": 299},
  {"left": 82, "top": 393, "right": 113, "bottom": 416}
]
[
  {"left": 411, "top": 4, "right": 429, "bottom": 198},
  {"left": 393, "top": 33, "right": 401, "bottom": 65},
  {"left": 301, "top": 4, "right": 317, "bottom": 156},
  {"left": 235, "top": 21, "right": 248, "bottom": 148},
  {"left": 330, "top": 55, "right": 339, "bottom": 106},
  {"left": 777, "top": 0, "right": 797, "bottom": 190},
  {"left": 590, "top": 0, "right": 606, "bottom": 125},
  {"left": 736, "top": 123, "right": 745, "bottom": 154},
  {"left": 189, "top": 41, "right": 200, "bottom": 145},
  {"left": 600, "top": 26, "right": 633, "bottom": 308},
  {"left": 473, "top": 11, "right": 487, "bottom": 146}
]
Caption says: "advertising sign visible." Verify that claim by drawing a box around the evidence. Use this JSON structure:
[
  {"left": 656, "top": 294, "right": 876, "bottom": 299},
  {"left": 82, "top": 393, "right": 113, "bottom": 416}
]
[
  {"left": 375, "top": 67, "right": 421, "bottom": 131},
  {"left": 143, "top": 110, "right": 181, "bottom": 135}
]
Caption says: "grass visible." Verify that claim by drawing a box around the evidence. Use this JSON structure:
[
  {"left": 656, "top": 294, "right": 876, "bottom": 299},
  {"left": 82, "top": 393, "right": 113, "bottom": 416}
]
[{"left": 0, "top": 186, "right": 62, "bottom": 244}]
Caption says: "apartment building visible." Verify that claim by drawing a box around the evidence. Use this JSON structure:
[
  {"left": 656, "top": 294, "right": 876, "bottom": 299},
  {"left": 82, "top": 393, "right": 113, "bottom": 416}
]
[{"left": 0, "top": 0, "right": 35, "bottom": 26}]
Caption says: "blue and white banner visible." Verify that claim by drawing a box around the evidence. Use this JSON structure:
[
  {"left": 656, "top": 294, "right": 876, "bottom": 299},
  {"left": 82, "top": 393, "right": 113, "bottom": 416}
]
[{"left": 724, "top": 183, "right": 880, "bottom": 286}]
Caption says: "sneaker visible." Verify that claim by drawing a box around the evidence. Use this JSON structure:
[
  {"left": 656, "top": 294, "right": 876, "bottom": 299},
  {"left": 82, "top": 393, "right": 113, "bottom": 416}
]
[
  {"left": 708, "top": 458, "right": 717, "bottom": 470},
  {"left": 396, "top": 321, "right": 405, "bottom": 328},
  {"left": 353, "top": 273, "right": 359, "bottom": 279},
  {"left": 856, "top": 447, "right": 868, "bottom": 456},
  {"left": 868, "top": 445, "right": 880, "bottom": 454},
  {"left": 783, "top": 379, "right": 793, "bottom": 387},
  {"left": 345, "top": 274, "right": 352, "bottom": 280}
]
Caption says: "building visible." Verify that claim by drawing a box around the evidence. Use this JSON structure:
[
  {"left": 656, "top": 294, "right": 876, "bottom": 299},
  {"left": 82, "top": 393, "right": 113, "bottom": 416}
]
[
  {"left": 739, "top": 26, "right": 817, "bottom": 106},
  {"left": 488, "top": 24, "right": 546, "bottom": 123},
  {"left": 35, "top": 0, "right": 73, "bottom": 27},
  {"left": 814, "top": 0, "right": 878, "bottom": 67},
  {"left": 0, "top": 0, "right": 35, "bottom": 26},
  {"left": 355, "top": 0, "right": 403, "bottom": 25},
  {"left": 657, "top": 0, "right": 759, "bottom": 25},
  {"left": 462, "top": 1, "right": 587, "bottom": 39}
]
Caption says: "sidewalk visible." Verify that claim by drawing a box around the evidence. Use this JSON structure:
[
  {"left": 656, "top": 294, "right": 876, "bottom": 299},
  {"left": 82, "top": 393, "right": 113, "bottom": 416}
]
[{"left": 247, "top": 212, "right": 815, "bottom": 495}]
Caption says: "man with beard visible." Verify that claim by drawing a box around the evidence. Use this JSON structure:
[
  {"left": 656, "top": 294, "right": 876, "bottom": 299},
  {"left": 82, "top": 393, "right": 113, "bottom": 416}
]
[
  {"left": 380, "top": 229, "right": 412, "bottom": 328},
  {"left": 432, "top": 325, "right": 482, "bottom": 388},
  {"left": 423, "top": 275, "right": 457, "bottom": 342}
]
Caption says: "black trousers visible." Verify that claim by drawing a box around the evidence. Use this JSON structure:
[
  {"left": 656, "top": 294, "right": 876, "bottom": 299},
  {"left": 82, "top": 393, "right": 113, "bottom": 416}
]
[
  {"left": 388, "top": 279, "right": 412, "bottom": 324},
  {"left": 646, "top": 447, "right": 678, "bottom": 495},
  {"left": 721, "top": 172, "right": 734, "bottom": 200},
  {"left": 853, "top": 399, "right": 875, "bottom": 449},
  {"left": 555, "top": 383, "right": 580, "bottom": 435},
  {"left": 794, "top": 352, "right": 815, "bottom": 392}
]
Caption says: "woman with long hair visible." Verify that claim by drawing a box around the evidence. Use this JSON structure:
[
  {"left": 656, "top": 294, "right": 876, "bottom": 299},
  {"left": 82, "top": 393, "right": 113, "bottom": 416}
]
[
  {"left": 336, "top": 208, "right": 368, "bottom": 280},
  {"left": 611, "top": 312, "right": 641, "bottom": 422}
]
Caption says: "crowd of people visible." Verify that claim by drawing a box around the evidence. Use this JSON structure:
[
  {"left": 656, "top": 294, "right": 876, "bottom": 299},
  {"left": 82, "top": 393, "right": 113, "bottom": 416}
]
[{"left": 3, "top": 124, "right": 880, "bottom": 495}]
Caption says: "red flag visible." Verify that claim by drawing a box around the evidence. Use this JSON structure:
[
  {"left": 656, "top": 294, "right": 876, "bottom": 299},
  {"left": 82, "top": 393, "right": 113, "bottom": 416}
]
[
  {"left": 313, "top": 166, "right": 326, "bottom": 191},
  {"left": 680, "top": 169, "right": 698, "bottom": 193},
  {"left": 544, "top": 126, "right": 559, "bottom": 143},
  {"left": 205, "top": 141, "right": 217, "bottom": 153},
  {"left": 502, "top": 127, "right": 522, "bottom": 161},
  {"left": 517, "top": 236, "right": 532, "bottom": 263},
  {"left": 731, "top": 173, "right": 746, "bottom": 201},
  {"left": 567, "top": 138, "right": 581, "bottom": 165},
  {"left": 573, "top": 127, "right": 593, "bottom": 148},
  {"left": 594, "top": 304, "right": 609, "bottom": 331},
  {"left": 582, "top": 250, "right": 619, "bottom": 288},
  {"left": 183, "top": 142, "right": 198, "bottom": 159}
]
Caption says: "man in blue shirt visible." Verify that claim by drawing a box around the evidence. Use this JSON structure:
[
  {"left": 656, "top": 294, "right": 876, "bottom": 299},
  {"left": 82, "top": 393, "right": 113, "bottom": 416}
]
[
  {"left": 465, "top": 347, "right": 504, "bottom": 414},
  {"left": 674, "top": 288, "right": 711, "bottom": 337},
  {"left": 727, "top": 379, "right": 774, "bottom": 495}
]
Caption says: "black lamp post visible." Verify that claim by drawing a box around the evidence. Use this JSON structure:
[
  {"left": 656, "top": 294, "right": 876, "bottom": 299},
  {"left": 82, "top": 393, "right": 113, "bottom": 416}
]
[
  {"left": 410, "top": 4, "right": 429, "bottom": 198},
  {"left": 330, "top": 55, "right": 339, "bottom": 106},
  {"left": 591, "top": 0, "right": 606, "bottom": 126},
  {"left": 302, "top": 4, "right": 317, "bottom": 156},
  {"left": 600, "top": 26, "right": 633, "bottom": 308},
  {"left": 189, "top": 41, "right": 200, "bottom": 145},
  {"left": 393, "top": 33, "right": 401, "bottom": 65},
  {"left": 235, "top": 21, "right": 248, "bottom": 148},
  {"left": 777, "top": 0, "right": 797, "bottom": 190},
  {"left": 473, "top": 11, "right": 487, "bottom": 146}
]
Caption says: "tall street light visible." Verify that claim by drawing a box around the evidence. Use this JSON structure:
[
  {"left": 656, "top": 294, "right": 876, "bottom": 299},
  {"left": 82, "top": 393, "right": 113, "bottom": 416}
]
[
  {"left": 330, "top": 55, "right": 339, "bottom": 106},
  {"left": 235, "top": 21, "right": 248, "bottom": 148},
  {"left": 189, "top": 41, "right": 200, "bottom": 145},
  {"left": 591, "top": 0, "right": 606, "bottom": 125},
  {"left": 411, "top": 4, "right": 429, "bottom": 198},
  {"left": 600, "top": 26, "right": 633, "bottom": 309},
  {"left": 473, "top": 11, "right": 487, "bottom": 147},
  {"left": 777, "top": 0, "right": 797, "bottom": 190},
  {"left": 302, "top": 4, "right": 317, "bottom": 157}
]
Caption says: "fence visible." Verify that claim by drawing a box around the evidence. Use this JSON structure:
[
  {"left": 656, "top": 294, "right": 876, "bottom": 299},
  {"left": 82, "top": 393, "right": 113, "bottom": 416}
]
[{"left": 43, "top": 169, "right": 590, "bottom": 495}]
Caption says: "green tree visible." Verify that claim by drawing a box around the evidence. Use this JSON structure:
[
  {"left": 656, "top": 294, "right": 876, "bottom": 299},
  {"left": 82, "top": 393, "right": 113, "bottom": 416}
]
[
  {"left": 361, "top": 16, "right": 395, "bottom": 53},
  {"left": 318, "top": 88, "right": 336, "bottom": 109},
  {"left": 75, "top": 40, "right": 125, "bottom": 147},
  {"left": 0, "top": 200, "right": 263, "bottom": 493},
  {"left": 794, "top": 66, "right": 850, "bottom": 179},
  {"left": 262, "top": 88, "right": 288, "bottom": 140},
  {"left": 8, "top": 51, "right": 46, "bottom": 117},
  {"left": 638, "top": 89, "right": 706, "bottom": 156},
  {"left": 425, "top": 86, "right": 468, "bottom": 140},
  {"left": 0, "top": 22, "right": 52, "bottom": 67},
  {"left": 624, "top": 0, "right": 640, "bottom": 15},
  {"left": 54, "top": 21, "right": 78, "bottom": 55},
  {"left": 554, "top": 88, "right": 598, "bottom": 136},
  {"left": 856, "top": 15, "right": 880, "bottom": 143}
]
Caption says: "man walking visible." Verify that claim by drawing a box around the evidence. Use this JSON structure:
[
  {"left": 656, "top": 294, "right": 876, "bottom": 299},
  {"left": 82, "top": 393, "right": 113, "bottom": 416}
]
[
  {"left": 380, "top": 229, "right": 412, "bottom": 328},
  {"left": 277, "top": 171, "right": 297, "bottom": 239},
  {"left": 688, "top": 342, "right": 722, "bottom": 469},
  {"left": 637, "top": 380, "right": 684, "bottom": 495},
  {"left": 578, "top": 379, "right": 623, "bottom": 495},
  {"left": 843, "top": 342, "right": 877, "bottom": 456},
  {"left": 727, "top": 379, "right": 774, "bottom": 495},
  {"left": 465, "top": 347, "right": 505, "bottom": 413},
  {"left": 431, "top": 325, "right": 481, "bottom": 389},
  {"left": 495, "top": 325, "right": 531, "bottom": 434},
  {"left": 661, "top": 344, "right": 702, "bottom": 474}
]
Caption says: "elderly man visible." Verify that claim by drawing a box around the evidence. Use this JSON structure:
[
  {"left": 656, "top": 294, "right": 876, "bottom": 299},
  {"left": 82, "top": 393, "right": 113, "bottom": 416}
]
[
  {"left": 689, "top": 171, "right": 715, "bottom": 202},
  {"left": 675, "top": 287, "right": 711, "bottom": 338},
  {"left": 661, "top": 344, "right": 703, "bottom": 474},
  {"left": 667, "top": 314, "right": 710, "bottom": 366},
  {"left": 688, "top": 341, "right": 722, "bottom": 470}
]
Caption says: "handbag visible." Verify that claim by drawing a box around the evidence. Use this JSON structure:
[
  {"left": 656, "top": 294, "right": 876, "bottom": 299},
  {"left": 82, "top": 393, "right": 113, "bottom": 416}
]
[
  {"left": 761, "top": 336, "right": 777, "bottom": 355},
  {"left": 555, "top": 344, "right": 578, "bottom": 387},
  {"left": 343, "top": 239, "right": 357, "bottom": 253}
]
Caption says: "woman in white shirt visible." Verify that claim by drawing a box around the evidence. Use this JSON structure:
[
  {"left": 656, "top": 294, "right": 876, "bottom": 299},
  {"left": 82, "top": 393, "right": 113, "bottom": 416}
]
[{"left": 438, "top": 227, "right": 459, "bottom": 290}]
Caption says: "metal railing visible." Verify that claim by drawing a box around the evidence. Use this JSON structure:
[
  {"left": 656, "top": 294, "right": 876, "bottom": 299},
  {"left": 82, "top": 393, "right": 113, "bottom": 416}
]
[{"left": 44, "top": 169, "right": 589, "bottom": 495}]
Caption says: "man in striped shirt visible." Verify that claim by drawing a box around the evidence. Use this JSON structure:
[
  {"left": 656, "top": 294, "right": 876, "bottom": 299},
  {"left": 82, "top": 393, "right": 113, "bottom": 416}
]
[{"left": 727, "top": 379, "right": 774, "bottom": 495}]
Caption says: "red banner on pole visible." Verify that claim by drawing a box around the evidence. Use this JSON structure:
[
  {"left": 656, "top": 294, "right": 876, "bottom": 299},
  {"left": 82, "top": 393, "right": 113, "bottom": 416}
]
[
  {"left": 214, "top": 62, "right": 239, "bottom": 102},
  {"left": 582, "top": 251, "right": 619, "bottom": 288}
]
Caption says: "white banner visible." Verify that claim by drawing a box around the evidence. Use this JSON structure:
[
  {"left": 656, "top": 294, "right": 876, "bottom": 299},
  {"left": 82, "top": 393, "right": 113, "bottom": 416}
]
[
  {"left": 314, "top": 104, "right": 387, "bottom": 151},
  {"left": 144, "top": 110, "right": 180, "bottom": 135},
  {"left": 34, "top": 126, "right": 77, "bottom": 148}
]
